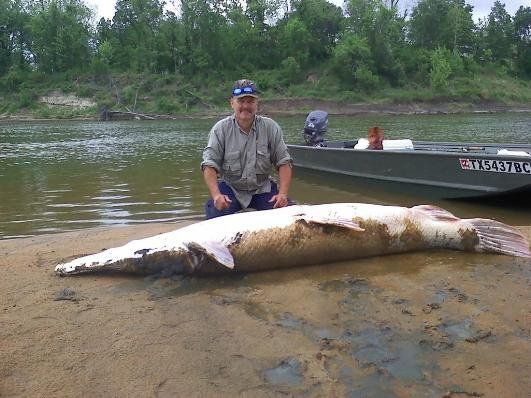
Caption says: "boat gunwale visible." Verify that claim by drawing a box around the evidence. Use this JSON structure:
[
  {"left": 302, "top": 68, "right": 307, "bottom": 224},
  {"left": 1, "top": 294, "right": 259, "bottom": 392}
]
[{"left": 287, "top": 140, "right": 531, "bottom": 160}]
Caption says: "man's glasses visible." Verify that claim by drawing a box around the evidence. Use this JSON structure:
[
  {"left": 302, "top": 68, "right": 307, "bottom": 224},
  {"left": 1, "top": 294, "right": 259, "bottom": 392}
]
[{"left": 232, "top": 86, "right": 256, "bottom": 96}]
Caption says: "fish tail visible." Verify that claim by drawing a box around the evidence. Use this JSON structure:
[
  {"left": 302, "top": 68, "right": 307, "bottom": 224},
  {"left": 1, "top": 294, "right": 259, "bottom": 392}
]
[{"left": 468, "top": 218, "right": 531, "bottom": 258}]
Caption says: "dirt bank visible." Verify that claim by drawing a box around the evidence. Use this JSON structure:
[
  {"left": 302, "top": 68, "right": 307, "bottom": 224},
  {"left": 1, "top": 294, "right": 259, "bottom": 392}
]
[
  {"left": 1, "top": 223, "right": 530, "bottom": 397},
  {"left": 259, "top": 98, "right": 531, "bottom": 116},
  {"left": 2, "top": 98, "right": 530, "bottom": 121}
]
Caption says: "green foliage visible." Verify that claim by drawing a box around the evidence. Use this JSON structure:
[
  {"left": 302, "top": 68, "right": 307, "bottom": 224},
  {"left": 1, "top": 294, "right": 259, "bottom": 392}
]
[
  {"left": 331, "top": 33, "right": 373, "bottom": 85},
  {"left": 354, "top": 66, "right": 380, "bottom": 91},
  {"left": 409, "top": 0, "right": 475, "bottom": 54},
  {"left": 484, "top": 1, "right": 514, "bottom": 61},
  {"left": 513, "top": 6, "right": 531, "bottom": 77},
  {"left": 27, "top": 0, "right": 93, "bottom": 73},
  {"left": 0, "top": 0, "right": 29, "bottom": 75},
  {"left": 279, "top": 17, "right": 312, "bottom": 67},
  {"left": 430, "top": 48, "right": 452, "bottom": 89},
  {"left": 90, "top": 58, "right": 110, "bottom": 79},
  {"left": 156, "top": 97, "right": 182, "bottom": 114},
  {"left": 110, "top": 0, "right": 164, "bottom": 72},
  {"left": 290, "top": 0, "right": 343, "bottom": 60},
  {"left": 16, "top": 89, "right": 36, "bottom": 109},
  {"left": 280, "top": 57, "right": 302, "bottom": 84},
  {"left": 0, "top": 67, "right": 27, "bottom": 92},
  {"left": 253, "top": 69, "right": 284, "bottom": 93},
  {"left": 0, "top": 0, "right": 529, "bottom": 116},
  {"left": 122, "top": 85, "right": 139, "bottom": 104},
  {"left": 75, "top": 84, "right": 94, "bottom": 98}
]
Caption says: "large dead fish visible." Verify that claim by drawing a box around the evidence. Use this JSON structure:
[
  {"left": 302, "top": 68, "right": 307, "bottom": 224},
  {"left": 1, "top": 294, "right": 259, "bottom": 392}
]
[{"left": 55, "top": 203, "right": 530, "bottom": 276}]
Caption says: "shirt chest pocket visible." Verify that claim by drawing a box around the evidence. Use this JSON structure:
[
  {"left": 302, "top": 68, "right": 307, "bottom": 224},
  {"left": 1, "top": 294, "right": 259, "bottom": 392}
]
[
  {"left": 256, "top": 146, "right": 272, "bottom": 174},
  {"left": 222, "top": 151, "right": 241, "bottom": 174}
]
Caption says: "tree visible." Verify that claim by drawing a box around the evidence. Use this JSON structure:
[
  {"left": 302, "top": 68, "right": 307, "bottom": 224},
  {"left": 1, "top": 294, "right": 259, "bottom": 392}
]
[
  {"left": 246, "top": 0, "right": 283, "bottom": 29},
  {"left": 409, "top": 0, "right": 474, "bottom": 54},
  {"left": 513, "top": 6, "right": 531, "bottom": 76},
  {"left": 156, "top": 11, "right": 185, "bottom": 74},
  {"left": 448, "top": 0, "right": 475, "bottom": 54},
  {"left": 179, "top": 0, "right": 234, "bottom": 75},
  {"left": 345, "top": 0, "right": 378, "bottom": 36},
  {"left": 278, "top": 17, "right": 312, "bottom": 67},
  {"left": 430, "top": 47, "right": 452, "bottom": 89},
  {"left": 110, "top": 0, "right": 165, "bottom": 72},
  {"left": 290, "top": 0, "right": 343, "bottom": 61},
  {"left": 484, "top": 1, "right": 514, "bottom": 61},
  {"left": 331, "top": 32, "right": 375, "bottom": 88},
  {"left": 27, "top": 0, "right": 93, "bottom": 73},
  {"left": 345, "top": 0, "right": 406, "bottom": 85},
  {"left": 0, "top": 0, "right": 29, "bottom": 76}
]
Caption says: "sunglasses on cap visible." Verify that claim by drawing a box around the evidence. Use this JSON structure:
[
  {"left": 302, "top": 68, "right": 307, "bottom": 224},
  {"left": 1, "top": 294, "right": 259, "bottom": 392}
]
[{"left": 232, "top": 85, "right": 257, "bottom": 96}]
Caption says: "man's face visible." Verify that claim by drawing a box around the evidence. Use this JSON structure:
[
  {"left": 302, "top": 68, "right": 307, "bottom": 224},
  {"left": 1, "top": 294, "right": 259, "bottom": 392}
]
[{"left": 230, "top": 96, "right": 258, "bottom": 125}]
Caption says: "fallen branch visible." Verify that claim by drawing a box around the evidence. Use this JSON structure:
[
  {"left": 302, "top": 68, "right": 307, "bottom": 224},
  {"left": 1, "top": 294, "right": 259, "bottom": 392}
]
[{"left": 100, "top": 110, "right": 155, "bottom": 121}]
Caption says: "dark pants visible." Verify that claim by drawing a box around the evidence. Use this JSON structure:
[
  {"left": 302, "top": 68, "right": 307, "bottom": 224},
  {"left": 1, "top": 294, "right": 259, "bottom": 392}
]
[{"left": 205, "top": 180, "right": 294, "bottom": 219}]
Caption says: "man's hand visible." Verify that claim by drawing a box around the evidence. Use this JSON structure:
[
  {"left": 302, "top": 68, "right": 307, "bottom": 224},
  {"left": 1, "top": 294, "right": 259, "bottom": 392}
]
[
  {"left": 269, "top": 163, "right": 292, "bottom": 209},
  {"left": 203, "top": 166, "right": 232, "bottom": 211},
  {"left": 269, "top": 192, "right": 289, "bottom": 208},
  {"left": 213, "top": 193, "right": 232, "bottom": 211}
]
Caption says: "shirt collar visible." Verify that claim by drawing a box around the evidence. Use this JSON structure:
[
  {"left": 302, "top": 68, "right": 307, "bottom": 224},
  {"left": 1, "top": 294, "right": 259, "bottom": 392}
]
[{"left": 232, "top": 114, "right": 257, "bottom": 135}]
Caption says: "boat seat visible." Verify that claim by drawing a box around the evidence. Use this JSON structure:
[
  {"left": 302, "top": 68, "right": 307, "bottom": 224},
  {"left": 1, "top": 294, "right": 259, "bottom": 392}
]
[
  {"left": 497, "top": 149, "right": 531, "bottom": 157},
  {"left": 354, "top": 138, "right": 369, "bottom": 149},
  {"left": 383, "top": 139, "right": 414, "bottom": 150},
  {"left": 354, "top": 138, "right": 414, "bottom": 150}
]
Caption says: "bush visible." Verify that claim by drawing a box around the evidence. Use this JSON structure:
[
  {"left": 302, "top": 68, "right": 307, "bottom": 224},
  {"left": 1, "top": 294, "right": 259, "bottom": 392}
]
[
  {"left": 355, "top": 66, "right": 380, "bottom": 91},
  {"left": 76, "top": 85, "right": 94, "bottom": 98},
  {"left": 331, "top": 33, "right": 372, "bottom": 84},
  {"left": 254, "top": 70, "right": 283, "bottom": 95},
  {"left": 122, "top": 85, "right": 139, "bottom": 104},
  {"left": 448, "top": 52, "right": 465, "bottom": 77},
  {"left": 90, "top": 58, "right": 110, "bottom": 78},
  {"left": 1, "top": 67, "right": 27, "bottom": 92},
  {"left": 280, "top": 57, "right": 302, "bottom": 84},
  {"left": 16, "top": 89, "right": 37, "bottom": 108},
  {"left": 156, "top": 96, "right": 181, "bottom": 113},
  {"left": 430, "top": 48, "right": 451, "bottom": 90}
]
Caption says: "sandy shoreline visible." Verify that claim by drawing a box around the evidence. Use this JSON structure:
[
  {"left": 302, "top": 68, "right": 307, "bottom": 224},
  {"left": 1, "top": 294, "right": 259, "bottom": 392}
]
[{"left": 1, "top": 223, "right": 530, "bottom": 397}]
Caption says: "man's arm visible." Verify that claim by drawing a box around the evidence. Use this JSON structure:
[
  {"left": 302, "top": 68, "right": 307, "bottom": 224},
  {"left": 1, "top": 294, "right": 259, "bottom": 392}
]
[
  {"left": 203, "top": 166, "right": 232, "bottom": 211},
  {"left": 269, "top": 163, "right": 292, "bottom": 208}
]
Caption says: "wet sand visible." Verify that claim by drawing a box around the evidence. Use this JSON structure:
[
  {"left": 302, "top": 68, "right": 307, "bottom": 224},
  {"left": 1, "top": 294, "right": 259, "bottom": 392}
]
[{"left": 1, "top": 222, "right": 530, "bottom": 397}]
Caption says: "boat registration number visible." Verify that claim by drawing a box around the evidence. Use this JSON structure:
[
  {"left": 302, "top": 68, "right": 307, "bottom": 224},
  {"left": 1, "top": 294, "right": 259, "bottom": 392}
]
[{"left": 459, "top": 158, "right": 531, "bottom": 174}]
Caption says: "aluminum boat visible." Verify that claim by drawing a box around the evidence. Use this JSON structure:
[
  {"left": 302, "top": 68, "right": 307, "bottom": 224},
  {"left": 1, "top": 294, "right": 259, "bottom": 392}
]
[{"left": 287, "top": 140, "right": 531, "bottom": 199}]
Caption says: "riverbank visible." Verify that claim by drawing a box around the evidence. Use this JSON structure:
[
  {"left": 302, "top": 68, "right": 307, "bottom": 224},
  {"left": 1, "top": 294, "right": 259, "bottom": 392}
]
[
  {"left": 1, "top": 223, "right": 530, "bottom": 397},
  {"left": 2, "top": 98, "right": 531, "bottom": 122}
]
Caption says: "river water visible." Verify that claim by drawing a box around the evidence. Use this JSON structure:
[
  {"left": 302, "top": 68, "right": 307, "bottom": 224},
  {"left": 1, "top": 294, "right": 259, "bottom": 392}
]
[{"left": 1, "top": 113, "right": 530, "bottom": 239}]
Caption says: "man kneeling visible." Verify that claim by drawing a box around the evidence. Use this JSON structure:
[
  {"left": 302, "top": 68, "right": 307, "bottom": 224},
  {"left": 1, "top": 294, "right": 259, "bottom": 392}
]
[{"left": 201, "top": 79, "right": 294, "bottom": 219}]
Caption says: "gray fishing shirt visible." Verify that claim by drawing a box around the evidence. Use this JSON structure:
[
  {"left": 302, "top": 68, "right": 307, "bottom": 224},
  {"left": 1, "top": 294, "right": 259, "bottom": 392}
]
[{"left": 201, "top": 114, "right": 292, "bottom": 208}]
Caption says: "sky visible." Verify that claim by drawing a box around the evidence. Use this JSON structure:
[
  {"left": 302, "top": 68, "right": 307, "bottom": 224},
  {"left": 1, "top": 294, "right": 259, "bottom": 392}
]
[{"left": 85, "top": 0, "right": 527, "bottom": 22}]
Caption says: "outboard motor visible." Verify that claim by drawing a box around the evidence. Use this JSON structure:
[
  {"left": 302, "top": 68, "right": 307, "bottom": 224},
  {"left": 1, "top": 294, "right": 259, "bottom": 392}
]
[{"left": 303, "top": 110, "right": 328, "bottom": 146}]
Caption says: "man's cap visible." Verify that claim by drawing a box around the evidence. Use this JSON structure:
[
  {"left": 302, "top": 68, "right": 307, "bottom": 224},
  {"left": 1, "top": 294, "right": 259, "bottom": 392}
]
[{"left": 231, "top": 79, "right": 259, "bottom": 98}]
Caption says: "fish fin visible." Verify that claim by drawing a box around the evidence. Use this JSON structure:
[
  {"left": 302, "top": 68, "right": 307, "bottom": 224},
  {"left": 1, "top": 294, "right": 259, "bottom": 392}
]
[
  {"left": 468, "top": 218, "right": 531, "bottom": 258},
  {"left": 294, "top": 213, "right": 364, "bottom": 232},
  {"left": 185, "top": 241, "right": 235, "bottom": 269},
  {"left": 411, "top": 205, "right": 461, "bottom": 222}
]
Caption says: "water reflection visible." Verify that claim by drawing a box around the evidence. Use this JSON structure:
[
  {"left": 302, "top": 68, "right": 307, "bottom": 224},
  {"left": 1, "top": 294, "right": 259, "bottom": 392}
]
[{"left": 0, "top": 114, "right": 530, "bottom": 239}]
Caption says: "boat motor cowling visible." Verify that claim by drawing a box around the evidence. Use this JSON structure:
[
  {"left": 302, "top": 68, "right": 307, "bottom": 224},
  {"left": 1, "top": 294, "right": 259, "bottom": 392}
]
[{"left": 303, "top": 110, "right": 328, "bottom": 146}]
